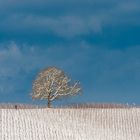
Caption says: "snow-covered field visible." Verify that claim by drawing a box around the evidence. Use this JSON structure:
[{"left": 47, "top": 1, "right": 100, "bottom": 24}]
[{"left": 1, "top": 108, "right": 140, "bottom": 140}]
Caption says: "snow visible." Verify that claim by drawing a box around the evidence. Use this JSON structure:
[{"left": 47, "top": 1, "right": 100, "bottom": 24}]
[{"left": 1, "top": 108, "right": 140, "bottom": 140}]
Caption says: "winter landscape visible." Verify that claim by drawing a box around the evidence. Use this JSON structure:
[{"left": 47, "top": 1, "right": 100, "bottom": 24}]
[
  {"left": 1, "top": 105, "right": 140, "bottom": 140},
  {"left": 1, "top": 0, "right": 140, "bottom": 140}
]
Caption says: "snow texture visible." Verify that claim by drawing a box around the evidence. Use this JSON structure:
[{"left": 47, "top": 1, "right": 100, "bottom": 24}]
[{"left": 1, "top": 108, "right": 140, "bottom": 140}]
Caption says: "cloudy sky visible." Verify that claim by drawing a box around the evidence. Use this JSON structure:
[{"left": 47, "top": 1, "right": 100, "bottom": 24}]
[{"left": 0, "top": 0, "right": 140, "bottom": 105}]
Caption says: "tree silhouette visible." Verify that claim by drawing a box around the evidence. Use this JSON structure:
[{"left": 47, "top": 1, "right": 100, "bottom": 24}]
[{"left": 31, "top": 67, "right": 81, "bottom": 107}]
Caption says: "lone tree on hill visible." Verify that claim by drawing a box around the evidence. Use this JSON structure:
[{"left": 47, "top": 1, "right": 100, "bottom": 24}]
[{"left": 31, "top": 67, "right": 81, "bottom": 107}]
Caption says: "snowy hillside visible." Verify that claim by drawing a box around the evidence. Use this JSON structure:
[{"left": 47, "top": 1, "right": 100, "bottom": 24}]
[{"left": 1, "top": 108, "right": 140, "bottom": 140}]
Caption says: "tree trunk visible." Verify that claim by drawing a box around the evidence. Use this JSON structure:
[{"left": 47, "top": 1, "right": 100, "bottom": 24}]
[{"left": 47, "top": 99, "right": 51, "bottom": 108}]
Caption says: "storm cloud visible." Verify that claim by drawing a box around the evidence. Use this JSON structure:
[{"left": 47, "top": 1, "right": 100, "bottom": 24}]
[
  {"left": 0, "top": 0, "right": 140, "bottom": 38},
  {"left": 0, "top": 0, "right": 140, "bottom": 104}
]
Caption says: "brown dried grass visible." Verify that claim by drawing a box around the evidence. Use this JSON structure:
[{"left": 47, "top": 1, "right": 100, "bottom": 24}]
[{"left": 0, "top": 103, "right": 138, "bottom": 109}]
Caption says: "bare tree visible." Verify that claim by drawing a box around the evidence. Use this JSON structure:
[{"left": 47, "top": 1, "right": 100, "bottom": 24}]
[{"left": 31, "top": 67, "right": 81, "bottom": 107}]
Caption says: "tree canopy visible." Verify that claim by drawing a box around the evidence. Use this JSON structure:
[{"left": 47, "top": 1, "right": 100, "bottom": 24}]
[{"left": 31, "top": 67, "right": 81, "bottom": 107}]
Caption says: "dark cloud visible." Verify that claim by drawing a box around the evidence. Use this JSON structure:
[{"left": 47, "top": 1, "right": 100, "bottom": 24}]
[
  {"left": 0, "top": 0, "right": 140, "bottom": 39},
  {"left": 0, "top": 0, "right": 140, "bottom": 104}
]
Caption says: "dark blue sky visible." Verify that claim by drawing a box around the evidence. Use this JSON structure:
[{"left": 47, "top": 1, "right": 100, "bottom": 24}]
[{"left": 0, "top": 0, "right": 140, "bottom": 105}]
